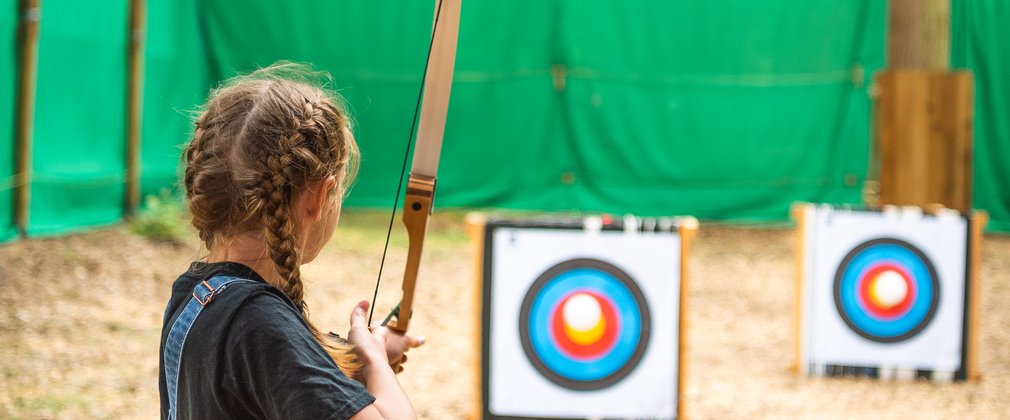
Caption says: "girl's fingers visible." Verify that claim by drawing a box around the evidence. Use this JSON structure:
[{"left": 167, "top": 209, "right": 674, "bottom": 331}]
[
  {"left": 374, "top": 327, "right": 425, "bottom": 349},
  {"left": 349, "top": 300, "right": 370, "bottom": 330},
  {"left": 387, "top": 354, "right": 407, "bottom": 366}
]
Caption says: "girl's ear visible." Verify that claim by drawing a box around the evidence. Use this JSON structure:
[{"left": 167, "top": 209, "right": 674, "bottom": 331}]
[{"left": 301, "top": 176, "right": 339, "bottom": 221}]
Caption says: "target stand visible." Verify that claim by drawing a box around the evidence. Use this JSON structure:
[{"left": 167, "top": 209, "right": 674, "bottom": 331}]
[
  {"left": 792, "top": 204, "right": 986, "bottom": 382},
  {"left": 466, "top": 214, "right": 697, "bottom": 419}
]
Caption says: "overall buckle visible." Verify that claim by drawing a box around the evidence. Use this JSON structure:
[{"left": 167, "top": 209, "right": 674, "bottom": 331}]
[{"left": 192, "top": 280, "right": 217, "bottom": 306}]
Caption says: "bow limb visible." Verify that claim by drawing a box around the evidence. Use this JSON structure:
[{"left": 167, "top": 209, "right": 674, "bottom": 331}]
[{"left": 385, "top": 0, "right": 461, "bottom": 333}]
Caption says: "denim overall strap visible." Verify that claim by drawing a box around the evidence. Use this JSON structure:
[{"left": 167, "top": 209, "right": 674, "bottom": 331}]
[{"left": 164, "top": 275, "right": 254, "bottom": 420}]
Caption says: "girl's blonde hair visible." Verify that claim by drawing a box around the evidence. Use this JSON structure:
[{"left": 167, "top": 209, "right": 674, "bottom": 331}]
[{"left": 183, "top": 63, "right": 360, "bottom": 376}]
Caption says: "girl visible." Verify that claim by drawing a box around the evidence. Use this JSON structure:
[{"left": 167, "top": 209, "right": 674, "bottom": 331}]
[{"left": 159, "top": 64, "right": 423, "bottom": 419}]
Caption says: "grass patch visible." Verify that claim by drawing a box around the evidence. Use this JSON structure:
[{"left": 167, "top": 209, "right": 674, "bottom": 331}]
[{"left": 130, "top": 191, "right": 190, "bottom": 245}]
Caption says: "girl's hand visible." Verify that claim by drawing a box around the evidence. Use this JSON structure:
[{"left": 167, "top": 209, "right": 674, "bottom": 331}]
[
  {"left": 346, "top": 300, "right": 419, "bottom": 419},
  {"left": 371, "top": 321, "right": 425, "bottom": 374},
  {"left": 346, "top": 301, "right": 425, "bottom": 375}
]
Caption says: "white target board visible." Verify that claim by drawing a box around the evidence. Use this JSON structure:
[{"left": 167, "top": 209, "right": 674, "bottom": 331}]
[
  {"left": 795, "top": 204, "right": 983, "bottom": 381},
  {"left": 469, "top": 215, "right": 696, "bottom": 419}
]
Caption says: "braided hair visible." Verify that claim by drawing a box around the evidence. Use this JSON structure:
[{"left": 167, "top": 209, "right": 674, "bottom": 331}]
[{"left": 183, "top": 63, "right": 360, "bottom": 376}]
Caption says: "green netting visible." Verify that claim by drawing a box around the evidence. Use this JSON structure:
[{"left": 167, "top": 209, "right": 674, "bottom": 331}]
[
  {"left": 199, "top": 0, "right": 885, "bottom": 220},
  {"left": 0, "top": 0, "right": 16, "bottom": 242},
  {"left": 141, "top": 0, "right": 210, "bottom": 198},
  {"left": 28, "top": 0, "right": 128, "bottom": 236},
  {"left": 952, "top": 0, "right": 1010, "bottom": 231}
]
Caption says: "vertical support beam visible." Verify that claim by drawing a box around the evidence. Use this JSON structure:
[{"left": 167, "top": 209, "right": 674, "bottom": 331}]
[
  {"left": 125, "top": 0, "right": 146, "bottom": 215},
  {"left": 876, "top": 2, "right": 971, "bottom": 212},
  {"left": 888, "top": 0, "right": 950, "bottom": 70},
  {"left": 966, "top": 211, "right": 987, "bottom": 381},
  {"left": 465, "top": 213, "right": 486, "bottom": 420},
  {"left": 791, "top": 203, "right": 809, "bottom": 376},
  {"left": 877, "top": 71, "right": 973, "bottom": 212},
  {"left": 677, "top": 217, "right": 698, "bottom": 420},
  {"left": 14, "top": 0, "right": 41, "bottom": 236}
]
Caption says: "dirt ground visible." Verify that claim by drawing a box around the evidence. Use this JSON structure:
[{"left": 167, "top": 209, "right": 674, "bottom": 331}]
[{"left": 1, "top": 211, "right": 1008, "bottom": 419}]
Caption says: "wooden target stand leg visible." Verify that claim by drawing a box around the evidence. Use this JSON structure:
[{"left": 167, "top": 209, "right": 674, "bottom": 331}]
[
  {"left": 791, "top": 203, "right": 810, "bottom": 376},
  {"left": 465, "top": 213, "right": 487, "bottom": 420},
  {"left": 967, "top": 211, "right": 987, "bottom": 381},
  {"left": 676, "top": 218, "right": 699, "bottom": 420}
]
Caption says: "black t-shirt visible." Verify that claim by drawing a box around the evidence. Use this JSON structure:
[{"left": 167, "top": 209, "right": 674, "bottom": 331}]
[{"left": 159, "top": 262, "right": 374, "bottom": 419}]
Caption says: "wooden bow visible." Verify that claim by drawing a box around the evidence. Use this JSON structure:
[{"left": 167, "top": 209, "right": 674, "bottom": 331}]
[{"left": 378, "top": 0, "right": 461, "bottom": 333}]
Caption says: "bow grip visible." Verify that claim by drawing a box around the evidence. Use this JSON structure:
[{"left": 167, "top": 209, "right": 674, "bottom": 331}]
[{"left": 386, "top": 173, "right": 436, "bottom": 332}]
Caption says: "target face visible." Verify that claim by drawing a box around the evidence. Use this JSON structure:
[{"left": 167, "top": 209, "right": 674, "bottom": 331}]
[
  {"left": 519, "top": 258, "right": 650, "bottom": 391},
  {"left": 833, "top": 238, "right": 940, "bottom": 343}
]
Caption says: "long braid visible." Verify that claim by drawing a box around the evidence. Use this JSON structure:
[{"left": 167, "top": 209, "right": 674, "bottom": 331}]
[
  {"left": 257, "top": 97, "right": 360, "bottom": 375},
  {"left": 184, "top": 115, "right": 218, "bottom": 247},
  {"left": 260, "top": 136, "right": 303, "bottom": 305}
]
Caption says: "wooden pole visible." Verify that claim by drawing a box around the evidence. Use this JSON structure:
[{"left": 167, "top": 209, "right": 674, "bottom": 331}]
[
  {"left": 888, "top": 0, "right": 950, "bottom": 70},
  {"left": 677, "top": 217, "right": 698, "bottom": 420},
  {"left": 125, "top": 0, "right": 146, "bottom": 215},
  {"left": 877, "top": 0, "right": 973, "bottom": 212},
  {"left": 465, "top": 213, "right": 486, "bottom": 420},
  {"left": 967, "top": 211, "right": 987, "bottom": 381},
  {"left": 876, "top": 71, "right": 974, "bottom": 212},
  {"left": 14, "top": 0, "right": 41, "bottom": 236},
  {"left": 791, "top": 203, "right": 810, "bottom": 376}
]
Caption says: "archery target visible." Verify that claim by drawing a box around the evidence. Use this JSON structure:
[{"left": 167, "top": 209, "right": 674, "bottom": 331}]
[
  {"left": 482, "top": 220, "right": 683, "bottom": 419},
  {"left": 833, "top": 238, "right": 940, "bottom": 343},
  {"left": 519, "top": 258, "right": 650, "bottom": 391},
  {"left": 799, "top": 205, "right": 970, "bottom": 376}
]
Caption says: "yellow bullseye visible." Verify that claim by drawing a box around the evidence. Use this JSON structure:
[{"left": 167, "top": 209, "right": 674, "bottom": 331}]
[
  {"left": 562, "top": 293, "right": 606, "bottom": 345},
  {"left": 868, "top": 270, "right": 908, "bottom": 309}
]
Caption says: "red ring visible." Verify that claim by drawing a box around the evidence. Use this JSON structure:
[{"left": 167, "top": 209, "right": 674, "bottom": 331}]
[
  {"left": 857, "top": 263, "right": 916, "bottom": 319},
  {"left": 550, "top": 291, "right": 619, "bottom": 360}
]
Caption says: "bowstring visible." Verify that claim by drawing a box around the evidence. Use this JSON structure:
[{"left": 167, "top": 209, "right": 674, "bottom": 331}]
[{"left": 369, "top": 0, "right": 445, "bottom": 325}]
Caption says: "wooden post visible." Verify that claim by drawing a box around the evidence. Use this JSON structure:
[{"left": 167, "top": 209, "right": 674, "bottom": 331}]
[
  {"left": 875, "top": 0, "right": 973, "bottom": 212},
  {"left": 14, "top": 0, "right": 41, "bottom": 235},
  {"left": 677, "top": 217, "right": 698, "bottom": 420},
  {"left": 888, "top": 0, "right": 950, "bottom": 70},
  {"left": 967, "top": 211, "right": 987, "bottom": 381},
  {"left": 791, "top": 203, "right": 808, "bottom": 375},
  {"left": 876, "top": 71, "right": 974, "bottom": 212},
  {"left": 465, "top": 213, "right": 486, "bottom": 420},
  {"left": 125, "top": 0, "right": 146, "bottom": 215}
]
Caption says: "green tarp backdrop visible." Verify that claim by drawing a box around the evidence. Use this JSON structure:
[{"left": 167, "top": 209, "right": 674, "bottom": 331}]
[
  {"left": 201, "top": 0, "right": 885, "bottom": 219},
  {"left": 29, "top": 0, "right": 128, "bottom": 236},
  {"left": 2, "top": 0, "right": 1008, "bottom": 241},
  {"left": 952, "top": 0, "right": 1010, "bottom": 232},
  {"left": 141, "top": 0, "right": 208, "bottom": 199}
]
